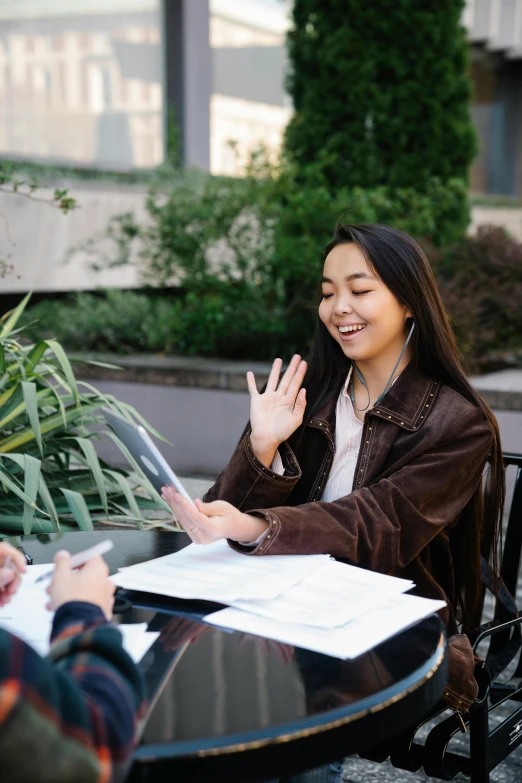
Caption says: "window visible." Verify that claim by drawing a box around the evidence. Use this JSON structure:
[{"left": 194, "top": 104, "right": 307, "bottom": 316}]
[
  {"left": 209, "top": 0, "right": 293, "bottom": 176},
  {"left": 0, "top": 0, "right": 164, "bottom": 169}
]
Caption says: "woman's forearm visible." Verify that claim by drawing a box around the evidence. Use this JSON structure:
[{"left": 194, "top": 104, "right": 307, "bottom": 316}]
[{"left": 249, "top": 436, "right": 279, "bottom": 469}]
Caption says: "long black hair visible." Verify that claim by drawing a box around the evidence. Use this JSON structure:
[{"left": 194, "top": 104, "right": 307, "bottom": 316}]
[{"left": 303, "top": 223, "right": 504, "bottom": 629}]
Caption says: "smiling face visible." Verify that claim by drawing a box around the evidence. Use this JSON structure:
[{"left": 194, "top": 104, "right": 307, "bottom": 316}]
[{"left": 318, "top": 242, "right": 412, "bottom": 364}]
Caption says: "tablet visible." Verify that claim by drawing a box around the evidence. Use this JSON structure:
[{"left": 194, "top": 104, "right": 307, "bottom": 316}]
[{"left": 103, "top": 408, "right": 196, "bottom": 506}]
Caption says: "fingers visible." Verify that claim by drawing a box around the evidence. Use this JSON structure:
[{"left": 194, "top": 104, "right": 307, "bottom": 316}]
[
  {"left": 161, "top": 486, "right": 194, "bottom": 533},
  {"left": 0, "top": 567, "right": 16, "bottom": 590},
  {"left": 252, "top": 355, "right": 306, "bottom": 399},
  {"left": 106, "top": 581, "right": 116, "bottom": 620},
  {"left": 161, "top": 487, "right": 226, "bottom": 546},
  {"left": 265, "top": 357, "right": 283, "bottom": 392},
  {"left": 53, "top": 550, "right": 72, "bottom": 574},
  {"left": 246, "top": 371, "right": 258, "bottom": 398},
  {"left": 293, "top": 387, "right": 307, "bottom": 414},
  {"left": 193, "top": 498, "right": 228, "bottom": 515},
  {"left": 159, "top": 616, "right": 189, "bottom": 640},
  {"left": 0, "top": 567, "right": 21, "bottom": 603},
  {"left": 277, "top": 354, "right": 302, "bottom": 395},
  {"left": 81, "top": 555, "right": 110, "bottom": 579},
  {"left": 161, "top": 487, "right": 208, "bottom": 543},
  {"left": 285, "top": 359, "right": 307, "bottom": 402},
  {"left": 0, "top": 543, "right": 27, "bottom": 574}
]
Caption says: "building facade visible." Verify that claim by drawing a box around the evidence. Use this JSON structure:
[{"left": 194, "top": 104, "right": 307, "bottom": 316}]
[{"left": 0, "top": 0, "right": 521, "bottom": 193}]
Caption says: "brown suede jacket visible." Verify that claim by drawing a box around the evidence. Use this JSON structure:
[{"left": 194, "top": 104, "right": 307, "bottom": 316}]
[{"left": 204, "top": 363, "right": 492, "bottom": 713}]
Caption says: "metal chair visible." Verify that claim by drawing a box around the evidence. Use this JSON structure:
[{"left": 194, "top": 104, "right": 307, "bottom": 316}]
[{"left": 361, "top": 452, "right": 522, "bottom": 782}]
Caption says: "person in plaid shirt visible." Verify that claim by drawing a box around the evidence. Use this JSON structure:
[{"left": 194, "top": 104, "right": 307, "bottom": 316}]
[{"left": 0, "top": 542, "right": 147, "bottom": 783}]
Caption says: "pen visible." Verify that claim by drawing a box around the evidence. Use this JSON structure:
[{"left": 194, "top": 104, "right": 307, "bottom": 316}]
[{"left": 35, "top": 539, "right": 114, "bottom": 583}]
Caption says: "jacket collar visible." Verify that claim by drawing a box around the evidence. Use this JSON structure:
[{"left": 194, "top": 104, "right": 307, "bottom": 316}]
[
  {"left": 308, "top": 362, "right": 441, "bottom": 436},
  {"left": 370, "top": 362, "right": 441, "bottom": 431}
]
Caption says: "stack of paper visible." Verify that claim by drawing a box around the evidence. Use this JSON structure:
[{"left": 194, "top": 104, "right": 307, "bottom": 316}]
[
  {"left": 229, "top": 560, "right": 414, "bottom": 628},
  {"left": 110, "top": 539, "right": 445, "bottom": 660},
  {"left": 205, "top": 593, "right": 445, "bottom": 660},
  {"left": 112, "top": 539, "right": 331, "bottom": 603},
  {"left": 0, "top": 564, "right": 158, "bottom": 662}
]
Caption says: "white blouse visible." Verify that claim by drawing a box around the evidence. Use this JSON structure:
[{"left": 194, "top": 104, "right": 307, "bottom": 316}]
[{"left": 271, "top": 368, "right": 364, "bottom": 501}]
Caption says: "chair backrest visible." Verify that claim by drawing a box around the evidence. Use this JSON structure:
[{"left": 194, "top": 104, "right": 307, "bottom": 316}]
[
  {"left": 498, "top": 454, "right": 522, "bottom": 603},
  {"left": 480, "top": 453, "right": 522, "bottom": 677}
]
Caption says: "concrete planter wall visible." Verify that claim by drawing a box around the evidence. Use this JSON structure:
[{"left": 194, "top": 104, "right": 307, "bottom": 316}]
[{"left": 3, "top": 182, "right": 522, "bottom": 294}]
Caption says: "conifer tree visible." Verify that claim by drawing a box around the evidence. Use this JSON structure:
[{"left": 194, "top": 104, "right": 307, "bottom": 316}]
[{"left": 284, "top": 0, "right": 476, "bottom": 192}]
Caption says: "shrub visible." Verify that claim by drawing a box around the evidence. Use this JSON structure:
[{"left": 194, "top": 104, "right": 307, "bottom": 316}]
[
  {"left": 26, "top": 290, "right": 181, "bottom": 355},
  {"left": 432, "top": 226, "right": 522, "bottom": 372}
]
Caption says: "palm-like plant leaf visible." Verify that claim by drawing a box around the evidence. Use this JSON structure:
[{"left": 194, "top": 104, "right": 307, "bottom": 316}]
[
  {"left": 60, "top": 489, "right": 94, "bottom": 531},
  {"left": 0, "top": 459, "right": 41, "bottom": 511},
  {"left": 21, "top": 381, "right": 44, "bottom": 454},
  {"left": 0, "top": 295, "right": 180, "bottom": 534},
  {"left": 104, "top": 470, "right": 145, "bottom": 530},
  {"left": 44, "top": 339, "right": 80, "bottom": 404},
  {"left": 0, "top": 293, "right": 32, "bottom": 339},
  {"left": 70, "top": 437, "right": 109, "bottom": 515}
]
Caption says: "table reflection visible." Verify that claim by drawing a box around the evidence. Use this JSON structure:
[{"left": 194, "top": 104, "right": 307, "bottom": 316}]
[{"left": 136, "top": 610, "right": 441, "bottom": 745}]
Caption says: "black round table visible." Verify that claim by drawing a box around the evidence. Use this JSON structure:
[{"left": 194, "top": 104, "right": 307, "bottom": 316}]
[{"left": 17, "top": 530, "right": 447, "bottom": 783}]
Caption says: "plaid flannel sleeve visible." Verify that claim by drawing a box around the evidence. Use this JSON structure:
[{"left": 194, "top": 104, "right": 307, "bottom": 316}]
[{"left": 0, "top": 601, "right": 147, "bottom": 783}]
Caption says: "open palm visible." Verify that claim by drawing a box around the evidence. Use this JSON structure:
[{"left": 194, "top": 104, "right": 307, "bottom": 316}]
[{"left": 247, "top": 355, "right": 307, "bottom": 450}]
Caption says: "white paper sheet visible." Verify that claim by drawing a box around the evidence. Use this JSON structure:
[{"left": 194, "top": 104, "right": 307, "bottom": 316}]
[
  {"left": 205, "top": 593, "right": 446, "bottom": 660},
  {"left": 0, "top": 564, "right": 159, "bottom": 662},
  {"left": 0, "top": 564, "right": 55, "bottom": 655},
  {"left": 119, "top": 623, "right": 160, "bottom": 662},
  {"left": 230, "top": 560, "right": 414, "bottom": 628},
  {"left": 112, "top": 539, "right": 331, "bottom": 603}
]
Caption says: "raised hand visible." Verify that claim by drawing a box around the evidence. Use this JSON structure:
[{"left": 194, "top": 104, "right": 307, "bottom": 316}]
[{"left": 247, "top": 355, "right": 307, "bottom": 467}]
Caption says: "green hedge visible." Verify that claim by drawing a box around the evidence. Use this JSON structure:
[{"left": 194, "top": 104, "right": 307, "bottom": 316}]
[{"left": 285, "top": 0, "right": 476, "bottom": 192}]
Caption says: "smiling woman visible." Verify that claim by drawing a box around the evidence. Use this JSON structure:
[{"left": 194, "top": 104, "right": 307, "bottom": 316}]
[{"left": 161, "top": 222, "right": 506, "bottom": 783}]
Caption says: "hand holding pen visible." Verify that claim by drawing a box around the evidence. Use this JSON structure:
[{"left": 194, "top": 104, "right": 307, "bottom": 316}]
[
  {"left": 35, "top": 540, "right": 116, "bottom": 619},
  {"left": 0, "top": 542, "right": 27, "bottom": 607},
  {"left": 45, "top": 549, "right": 116, "bottom": 620},
  {"left": 0, "top": 539, "right": 116, "bottom": 618}
]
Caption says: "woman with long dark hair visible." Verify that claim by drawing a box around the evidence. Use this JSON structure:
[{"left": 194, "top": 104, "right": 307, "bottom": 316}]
[{"left": 162, "top": 223, "right": 505, "bottom": 783}]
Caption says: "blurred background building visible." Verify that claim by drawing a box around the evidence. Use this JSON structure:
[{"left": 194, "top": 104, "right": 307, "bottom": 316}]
[
  {"left": 466, "top": 0, "right": 522, "bottom": 196},
  {"left": 0, "top": 0, "right": 292, "bottom": 176},
  {"left": 2, "top": 0, "right": 522, "bottom": 294},
  {"left": 1, "top": 0, "right": 521, "bottom": 189}
]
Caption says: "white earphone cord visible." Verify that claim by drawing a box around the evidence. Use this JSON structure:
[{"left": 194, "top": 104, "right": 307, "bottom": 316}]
[{"left": 350, "top": 320, "right": 416, "bottom": 412}]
